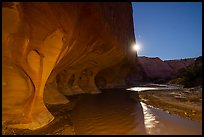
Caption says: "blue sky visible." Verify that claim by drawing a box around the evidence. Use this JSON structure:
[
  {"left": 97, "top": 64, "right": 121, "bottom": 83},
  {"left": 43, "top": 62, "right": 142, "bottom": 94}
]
[{"left": 132, "top": 2, "right": 202, "bottom": 60}]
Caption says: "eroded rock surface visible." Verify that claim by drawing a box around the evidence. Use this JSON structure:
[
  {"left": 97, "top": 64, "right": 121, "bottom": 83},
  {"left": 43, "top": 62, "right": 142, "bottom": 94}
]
[
  {"left": 138, "top": 57, "right": 173, "bottom": 80},
  {"left": 133, "top": 56, "right": 195, "bottom": 82},
  {"left": 165, "top": 59, "right": 195, "bottom": 73},
  {"left": 2, "top": 2, "right": 136, "bottom": 130}
]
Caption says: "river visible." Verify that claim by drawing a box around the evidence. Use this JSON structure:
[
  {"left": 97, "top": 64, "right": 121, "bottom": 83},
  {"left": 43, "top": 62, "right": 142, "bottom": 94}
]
[{"left": 70, "top": 88, "right": 202, "bottom": 135}]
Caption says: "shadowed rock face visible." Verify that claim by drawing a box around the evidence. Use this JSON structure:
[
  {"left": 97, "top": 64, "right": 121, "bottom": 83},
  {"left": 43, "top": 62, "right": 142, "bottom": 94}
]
[
  {"left": 164, "top": 59, "right": 195, "bottom": 73},
  {"left": 2, "top": 2, "right": 136, "bottom": 130},
  {"left": 132, "top": 56, "right": 195, "bottom": 82},
  {"left": 138, "top": 57, "right": 173, "bottom": 80}
]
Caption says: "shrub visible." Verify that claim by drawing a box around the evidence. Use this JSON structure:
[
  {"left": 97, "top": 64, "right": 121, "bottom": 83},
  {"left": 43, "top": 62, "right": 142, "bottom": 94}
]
[{"left": 170, "top": 57, "right": 202, "bottom": 88}]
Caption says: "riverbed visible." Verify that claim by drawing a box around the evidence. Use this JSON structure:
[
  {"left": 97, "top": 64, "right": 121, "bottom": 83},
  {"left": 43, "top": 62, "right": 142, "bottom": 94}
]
[
  {"left": 70, "top": 88, "right": 202, "bottom": 135},
  {"left": 2, "top": 87, "right": 202, "bottom": 135}
]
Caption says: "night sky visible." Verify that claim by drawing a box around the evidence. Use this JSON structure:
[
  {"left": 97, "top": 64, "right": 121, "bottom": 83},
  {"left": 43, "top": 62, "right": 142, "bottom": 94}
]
[{"left": 132, "top": 2, "right": 202, "bottom": 60}]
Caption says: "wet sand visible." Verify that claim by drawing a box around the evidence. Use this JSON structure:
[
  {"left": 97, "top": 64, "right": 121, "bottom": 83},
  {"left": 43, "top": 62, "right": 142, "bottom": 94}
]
[
  {"left": 2, "top": 103, "right": 75, "bottom": 135},
  {"left": 129, "top": 85, "right": 202, "bottom": 122},
  {"left": 71, "top": 89, "right": 202, "bottom": 135},
  {"left": 140, "top": 102, "right": 201, "bottom": 135},
  {"left": 2, "top": 88, "right": 202, "bottom": 135}
]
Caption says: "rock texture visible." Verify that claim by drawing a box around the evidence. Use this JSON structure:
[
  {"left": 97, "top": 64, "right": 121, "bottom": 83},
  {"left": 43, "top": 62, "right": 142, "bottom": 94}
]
[
  {"left": 2, "top": 2, "right": 136, "bottom": 130},
  {"left": 95, "top": 58, "right": 135, "bottom": 89},
  {"left": 138, "top": 57, "right": 173, "bottom": 80},
  {"left": 165, "top": 59, "right": 195, "bottom": 73},
  {"left": 132, "top": 56, "right": 196, "bottom": 82}
]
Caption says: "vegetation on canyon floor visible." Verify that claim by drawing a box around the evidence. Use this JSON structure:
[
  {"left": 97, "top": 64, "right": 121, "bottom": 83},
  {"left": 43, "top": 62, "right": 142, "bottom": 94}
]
[
  {"left": 169, "top": 56, "right": 202, "bottom": 88},
  {"left": 152, "top": 56, "right": 202, "bottom": 88},
  {"left": 2, "top": 56, "right": 202, "bottom": 135}
]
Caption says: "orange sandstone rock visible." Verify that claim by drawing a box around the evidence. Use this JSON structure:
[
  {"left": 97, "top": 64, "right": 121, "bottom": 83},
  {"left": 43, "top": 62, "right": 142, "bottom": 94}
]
[{"left": 2, "top": 2, "right": 136, "bottom": 130}]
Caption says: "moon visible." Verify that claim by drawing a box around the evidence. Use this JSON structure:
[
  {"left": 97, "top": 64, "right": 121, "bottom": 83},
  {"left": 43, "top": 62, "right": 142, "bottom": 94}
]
[{"left": 132, "top": 44, "right": 140, "bottom": 51}]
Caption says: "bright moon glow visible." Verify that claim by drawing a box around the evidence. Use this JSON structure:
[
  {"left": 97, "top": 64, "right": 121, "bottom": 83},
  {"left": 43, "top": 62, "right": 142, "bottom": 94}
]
[{"left": 132, "top": 44, "right": 140, "bottom": 51}]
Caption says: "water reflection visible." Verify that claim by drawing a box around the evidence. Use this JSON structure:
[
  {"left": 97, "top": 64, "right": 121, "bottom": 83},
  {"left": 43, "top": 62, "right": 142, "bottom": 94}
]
[
  {"left": 71, "top": 89, "right": 147, "bottom": 134},
  {"left": 127, "top": 84, "right": 180, "bottom": 92},
  {"left": 140, "top": 102, "right": 202, "bottom": 135},
  {"left": 141, "top": 102, "right": 159, "bottom": 134},
  {"left": 70, "top": 88, "right": 202, "bottom": 135}
]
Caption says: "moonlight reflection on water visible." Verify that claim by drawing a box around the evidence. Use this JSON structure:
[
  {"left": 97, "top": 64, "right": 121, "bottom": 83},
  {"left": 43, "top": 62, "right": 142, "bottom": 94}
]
[{"left": 70, "top": 88, "right": 201, "bottom": 135}]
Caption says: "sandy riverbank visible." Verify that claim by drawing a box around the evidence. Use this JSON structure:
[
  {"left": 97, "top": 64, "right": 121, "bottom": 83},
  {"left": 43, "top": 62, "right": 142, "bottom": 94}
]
[
  {"left": 137, "top": 86, "right": 202, "bottom": 123},
  {"left": 2, "top": 87, "right": 202, "bottom": 135}
]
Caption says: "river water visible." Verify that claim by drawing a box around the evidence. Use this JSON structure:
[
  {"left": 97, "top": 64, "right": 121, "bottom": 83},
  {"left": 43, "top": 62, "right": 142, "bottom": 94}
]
[{"left": 70, "top": 88, "right": 202, "bottom": 135}]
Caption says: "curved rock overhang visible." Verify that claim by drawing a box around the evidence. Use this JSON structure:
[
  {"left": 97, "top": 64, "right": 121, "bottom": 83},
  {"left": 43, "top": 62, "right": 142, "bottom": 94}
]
[{"left": 2, "top": 2, "right": 136, "bottom": 130}]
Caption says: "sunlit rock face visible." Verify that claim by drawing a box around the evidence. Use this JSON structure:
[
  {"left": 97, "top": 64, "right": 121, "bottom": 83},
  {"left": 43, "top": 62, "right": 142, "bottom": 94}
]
[{"left": 2, "top": 2, "right": 136, "bottom": 130}]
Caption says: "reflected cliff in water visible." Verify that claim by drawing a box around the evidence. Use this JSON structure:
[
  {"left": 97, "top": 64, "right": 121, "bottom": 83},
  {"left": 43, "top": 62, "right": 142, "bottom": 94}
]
[{"left": 70, "top": 88, "right": 202, "bottom": 135}]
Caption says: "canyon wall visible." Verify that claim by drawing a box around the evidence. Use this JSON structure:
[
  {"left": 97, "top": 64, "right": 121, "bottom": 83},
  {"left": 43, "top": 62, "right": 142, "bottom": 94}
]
[
  {"left": 164, "top": 59, "right": 195, "bottom": 73},
  {"left": 133, "top": 56, "right": 196, "bottom": 82},
  {"left": 2, "top": 2, "right": 136, "bottom": 130}
]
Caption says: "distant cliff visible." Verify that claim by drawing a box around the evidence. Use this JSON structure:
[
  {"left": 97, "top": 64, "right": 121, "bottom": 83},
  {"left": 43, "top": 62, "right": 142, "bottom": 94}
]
[
  {"left": 169, "top": 56, "right": 202, "bottom": 87},
  {"left": 129, "top": 56, "right": 196, "bottom": 84},
  {"left": 165, "top": 58, "right": 195, "bottom": 73}
]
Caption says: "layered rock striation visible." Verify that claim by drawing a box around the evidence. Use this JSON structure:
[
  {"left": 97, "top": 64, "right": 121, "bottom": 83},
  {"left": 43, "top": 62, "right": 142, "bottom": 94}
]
[{"left": 2, "top": 2, "right": 136, "bottom": 130}]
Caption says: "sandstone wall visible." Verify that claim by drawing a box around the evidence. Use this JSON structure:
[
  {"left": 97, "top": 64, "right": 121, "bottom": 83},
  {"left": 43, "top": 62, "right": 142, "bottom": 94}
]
[
  {"left": 138, "top": 57, "right": 173, "bottom": 80},
  {"left": 165, "top": 59, "right": 195, "bottom": 73},
  {"left": 135, "top": 56, "right": 195, "bottom": 81},
  {"left": 2, "top": 2, "right": 136, "bottom": 130}
]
